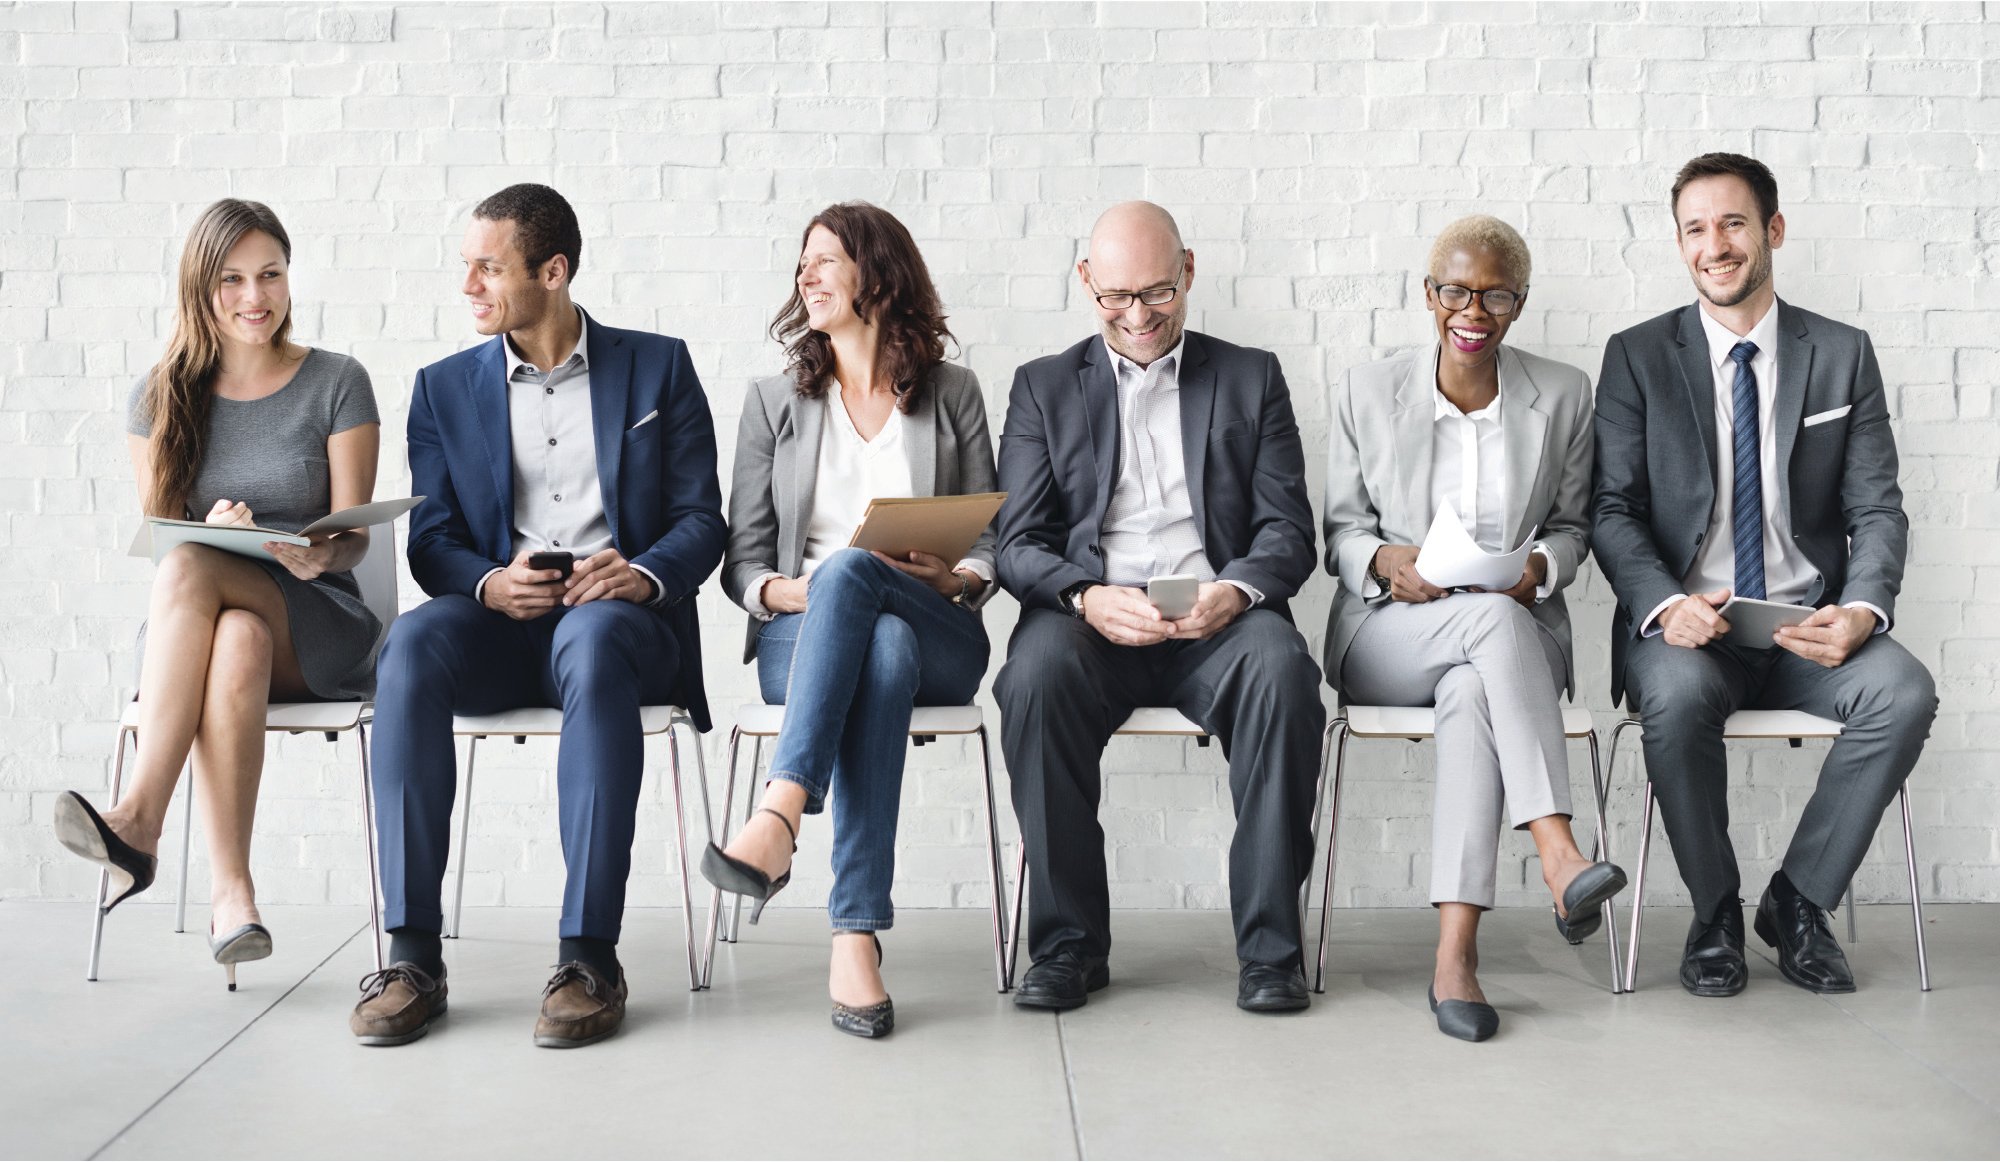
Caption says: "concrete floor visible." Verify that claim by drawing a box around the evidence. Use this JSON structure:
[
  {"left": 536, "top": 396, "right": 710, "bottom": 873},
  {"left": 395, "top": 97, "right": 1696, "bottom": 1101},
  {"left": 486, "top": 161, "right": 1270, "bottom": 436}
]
[{"left": 3, "top": 900, "right": 1995, "bottom": 1160}]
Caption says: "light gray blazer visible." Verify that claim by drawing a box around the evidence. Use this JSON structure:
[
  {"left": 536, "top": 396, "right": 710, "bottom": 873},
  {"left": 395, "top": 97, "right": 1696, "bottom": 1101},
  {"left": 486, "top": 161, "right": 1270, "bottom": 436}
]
[
  {"left": 723, "top": 361, "right": 999, "bottom": 662},
  {"left": 1322, "top": 344, "right": 1595, "bottom": 697}
]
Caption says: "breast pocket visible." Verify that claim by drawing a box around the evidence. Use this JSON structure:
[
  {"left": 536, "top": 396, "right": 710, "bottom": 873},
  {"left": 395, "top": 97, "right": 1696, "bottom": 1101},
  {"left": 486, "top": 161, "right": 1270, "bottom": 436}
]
[{"left": 1207, "top": 419, "right": 1252, "bottom": 446}]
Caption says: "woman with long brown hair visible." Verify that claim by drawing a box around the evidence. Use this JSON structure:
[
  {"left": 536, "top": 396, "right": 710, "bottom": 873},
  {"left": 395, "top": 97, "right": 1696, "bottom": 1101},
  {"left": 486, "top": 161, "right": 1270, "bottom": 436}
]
[
  {"left": 53, "top": 199, "right": 382, "bottom": 988},
  {"left": 705, "top": 202, "right": 998, "bottom": 1037}
]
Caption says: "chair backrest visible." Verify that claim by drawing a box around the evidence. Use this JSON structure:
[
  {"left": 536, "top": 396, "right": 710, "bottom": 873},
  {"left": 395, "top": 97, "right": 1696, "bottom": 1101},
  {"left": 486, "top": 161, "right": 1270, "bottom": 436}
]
[{"left": 352, "top": 526, "right": 401, "bottom": 649}]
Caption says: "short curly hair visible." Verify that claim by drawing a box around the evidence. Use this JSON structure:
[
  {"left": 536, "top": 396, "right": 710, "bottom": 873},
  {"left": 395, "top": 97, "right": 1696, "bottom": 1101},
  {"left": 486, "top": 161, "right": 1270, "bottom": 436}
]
[
  {"left": 1427, "top": 214, "right": 1532, "bottom": 288},
  {"left": 473, "top": 183, "right": 582, "bottom": 284}
]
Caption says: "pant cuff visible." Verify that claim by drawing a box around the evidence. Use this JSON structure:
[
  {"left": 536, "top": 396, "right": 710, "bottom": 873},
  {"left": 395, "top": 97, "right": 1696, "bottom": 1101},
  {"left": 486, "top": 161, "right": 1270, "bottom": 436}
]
[
  {"left": 562, "top": 908, "right": 624, "bottom": 943},
  {"left": 386, "top": 904, "right": 444, "bottom": 934},
  {"left": 831, "top": 916, "right": 894, "bottom": 932},
  {"left": 765, "top": 770, "right": 827, "bottom": 814}
]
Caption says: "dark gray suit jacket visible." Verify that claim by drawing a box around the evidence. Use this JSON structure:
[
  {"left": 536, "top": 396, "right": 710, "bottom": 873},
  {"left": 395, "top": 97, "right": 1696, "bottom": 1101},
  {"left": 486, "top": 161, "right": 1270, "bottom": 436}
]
[
  {"left": 995, "top": 331, "right": 1316, "bottom": 617},
  {"left": 1590, "top": 299, "right": 1909, "bottom": 704},
  {"left": 723, "top": 362, "right": 998, "bottom": 662}
]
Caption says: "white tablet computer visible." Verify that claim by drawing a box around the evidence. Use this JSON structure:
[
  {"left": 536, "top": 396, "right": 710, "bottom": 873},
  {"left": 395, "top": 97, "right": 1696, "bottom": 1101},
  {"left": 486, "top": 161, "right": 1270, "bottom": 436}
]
[{"left": 1718, "top": 596, "right": 1813, "bottom": 648}]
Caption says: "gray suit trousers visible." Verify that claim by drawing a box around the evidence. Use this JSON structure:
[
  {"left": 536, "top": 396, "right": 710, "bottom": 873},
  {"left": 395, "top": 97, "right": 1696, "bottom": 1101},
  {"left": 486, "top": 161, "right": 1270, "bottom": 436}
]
[
  {"left": 1341, "top": 594, "right": 1571, "bottom": 909},
  {"left": 1624, "top": 630, "right": 1937, "bottom": 920}
]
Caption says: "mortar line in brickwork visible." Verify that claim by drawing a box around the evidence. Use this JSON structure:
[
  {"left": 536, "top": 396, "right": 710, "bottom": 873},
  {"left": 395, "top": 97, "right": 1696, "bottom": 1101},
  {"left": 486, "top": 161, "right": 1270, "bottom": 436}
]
[
  {"left": 86, "top": 920, "right": 372, "bottom": 1162},
  {"left": 1056, "top": 1011, "right": 1088, "bottom": 1160}
]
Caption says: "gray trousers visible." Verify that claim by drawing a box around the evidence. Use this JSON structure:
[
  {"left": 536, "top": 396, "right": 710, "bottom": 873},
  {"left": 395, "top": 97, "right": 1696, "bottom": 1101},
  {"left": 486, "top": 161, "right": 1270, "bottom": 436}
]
[
  {"left": 1624, "top": 629, "right": 1938, "bottom": 921},
  {"left": 1340, "top": 594, "right": 1571, "bottom": 909}
]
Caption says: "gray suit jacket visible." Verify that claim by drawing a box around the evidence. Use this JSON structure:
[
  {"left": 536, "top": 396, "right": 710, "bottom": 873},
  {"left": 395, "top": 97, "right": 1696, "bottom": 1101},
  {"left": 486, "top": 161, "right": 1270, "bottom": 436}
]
[
  {"left": 1322, "top": 344, "right": 1595, "bottom": 697},
  {"left": 1591, "top": 299, "right": 1908, "bottom": 705},
  {"left": 723, "top": 362, "right": 999, "bottom": 662}
]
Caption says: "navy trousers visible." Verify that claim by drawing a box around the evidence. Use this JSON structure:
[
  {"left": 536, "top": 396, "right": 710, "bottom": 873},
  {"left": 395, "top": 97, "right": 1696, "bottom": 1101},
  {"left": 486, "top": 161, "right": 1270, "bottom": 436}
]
[{"left": 370, "top": 594, "right": 682, "bottom": 942}]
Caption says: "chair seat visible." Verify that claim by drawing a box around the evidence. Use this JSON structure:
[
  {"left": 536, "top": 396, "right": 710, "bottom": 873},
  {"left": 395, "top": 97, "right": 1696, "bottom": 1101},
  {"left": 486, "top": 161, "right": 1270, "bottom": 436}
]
[
  {"left": 452, "top": 705, "right": 686, "bottom": 737},
  {"left": 1343, "top": 704, "right": 1595, "bottom": 740},
  {"left": 732, "top": 703, "right": 985, "bottom": 737},
  {"left": 1113, "top": 707, "right": 1207, "bottom": 735},
  {"left": 1724, "top": 709, "right": 1842, "bottom": 739},
  {"left": 119, "top": 699, "right": 366, "bottom": 733}
]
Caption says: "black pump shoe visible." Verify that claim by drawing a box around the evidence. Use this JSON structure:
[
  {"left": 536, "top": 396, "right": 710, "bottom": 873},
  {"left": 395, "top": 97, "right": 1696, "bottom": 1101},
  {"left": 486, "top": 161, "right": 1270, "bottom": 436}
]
[
  {"left": 830, "top": 933, "right": 894, "bottom": 1039},
  {"left": 699, "top": 808, "right": 796, "bottom": 924},
  {"left": 53, "top": 791, "right": 157, "bottom": 913},
  {"left": 1428, "top": 982, "right": 1500, "bottom": 1042}
]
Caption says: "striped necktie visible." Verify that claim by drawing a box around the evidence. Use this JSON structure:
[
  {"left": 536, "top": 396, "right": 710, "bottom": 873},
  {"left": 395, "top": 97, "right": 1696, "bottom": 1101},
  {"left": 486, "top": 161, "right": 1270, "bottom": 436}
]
[{"left": 1728, "top": 340, "right": 1766, "bottom": 600}]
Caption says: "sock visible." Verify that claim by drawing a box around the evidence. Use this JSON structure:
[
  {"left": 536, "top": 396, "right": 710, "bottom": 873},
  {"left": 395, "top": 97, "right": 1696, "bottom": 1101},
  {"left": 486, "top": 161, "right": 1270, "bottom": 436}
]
[
  {"left": 559, "top": 936, "right": 621, "bottom": 981},
  {"left": 387, "top": 927, "right": 445, "bottom": 978}
]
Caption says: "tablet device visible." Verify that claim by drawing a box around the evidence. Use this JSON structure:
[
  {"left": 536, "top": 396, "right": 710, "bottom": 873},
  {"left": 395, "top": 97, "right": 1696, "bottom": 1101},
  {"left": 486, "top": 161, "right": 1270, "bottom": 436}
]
[{"left": 1718, "top": 596, "right": 1813, "bottom": 649}]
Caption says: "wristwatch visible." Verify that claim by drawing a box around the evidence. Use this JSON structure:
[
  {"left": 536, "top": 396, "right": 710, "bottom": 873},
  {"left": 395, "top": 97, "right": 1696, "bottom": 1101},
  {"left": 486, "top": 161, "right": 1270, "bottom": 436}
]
[
  {"left": 1060, "top": 580, "right": 1100, "bottom": 619},
  {"left": 950, "top": 571, "right": 973, "bottom": 606},
  {"left": 1367, "top": 554, "right": 1391, "bottom": 595}
]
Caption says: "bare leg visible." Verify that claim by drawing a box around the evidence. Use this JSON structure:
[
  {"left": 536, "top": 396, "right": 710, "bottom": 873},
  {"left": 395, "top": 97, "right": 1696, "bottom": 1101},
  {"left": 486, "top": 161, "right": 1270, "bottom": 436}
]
[
  {"left": 1435, "top": 903, "right": 1485, "bottom": 1004},
  {"left": 1526, "top": 815, "right": 1597, "bottom": 919},
  {"left": 191, "top": 609, "right": 293, "bottom": 934}
]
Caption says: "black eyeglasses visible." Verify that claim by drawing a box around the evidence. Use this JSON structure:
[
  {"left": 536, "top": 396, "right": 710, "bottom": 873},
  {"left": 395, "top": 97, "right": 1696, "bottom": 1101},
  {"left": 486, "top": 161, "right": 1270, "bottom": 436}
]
[
  {"left": 1427, "top": 279, "right": 1524, "bottom": 317},
  {"left": 1087, "top": 257, "right": 1187, "bottom": 311}
]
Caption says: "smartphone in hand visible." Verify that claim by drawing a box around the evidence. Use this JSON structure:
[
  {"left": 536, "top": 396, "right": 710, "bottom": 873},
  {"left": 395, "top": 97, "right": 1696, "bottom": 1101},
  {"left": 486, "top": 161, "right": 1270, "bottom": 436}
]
[
  {"left": 1147, "top": 573, "right": 1199, "bottom": 620},
  {"left": 527, "top": 550, "right": 575, "bottom": 579}
]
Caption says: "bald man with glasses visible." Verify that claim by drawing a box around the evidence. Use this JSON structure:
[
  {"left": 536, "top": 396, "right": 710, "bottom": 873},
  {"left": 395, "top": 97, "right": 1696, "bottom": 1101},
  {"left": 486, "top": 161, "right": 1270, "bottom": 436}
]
[{"left": 993, "top": 201, "right": 1324, "bottom": 1014}]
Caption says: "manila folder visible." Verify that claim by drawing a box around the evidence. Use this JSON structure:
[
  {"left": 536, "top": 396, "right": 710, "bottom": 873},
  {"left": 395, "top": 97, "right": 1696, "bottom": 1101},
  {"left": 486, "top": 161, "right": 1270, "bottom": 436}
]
[{"left": 848, "top": 492, "right": 1007, "bottom": 565}]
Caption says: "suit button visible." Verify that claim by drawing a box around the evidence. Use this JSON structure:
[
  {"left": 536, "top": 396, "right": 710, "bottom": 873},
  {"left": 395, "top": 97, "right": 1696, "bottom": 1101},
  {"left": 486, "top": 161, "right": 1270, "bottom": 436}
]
[
  {"left": 1694, "top": 532, "right": 1705, "bottom": 546},
  {"left": 1088, "top": 545, "right": 1101, "bottom": 557}
]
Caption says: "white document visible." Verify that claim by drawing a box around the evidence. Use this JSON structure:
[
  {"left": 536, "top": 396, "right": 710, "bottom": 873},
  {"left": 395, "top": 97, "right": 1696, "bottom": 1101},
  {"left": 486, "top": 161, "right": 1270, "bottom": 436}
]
[
  {"left": 131, "top": 497, "right": 424, "bottom": 563},
  {"left": 1412, "top": 501, "right": 1537, "bottom": 591}
]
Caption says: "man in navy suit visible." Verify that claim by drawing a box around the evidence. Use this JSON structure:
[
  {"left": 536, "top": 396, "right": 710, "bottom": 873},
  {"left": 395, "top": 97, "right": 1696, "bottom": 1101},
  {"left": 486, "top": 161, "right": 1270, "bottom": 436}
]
[{"left": 351, "top": 185, "right": 724, "bottom": 1048}]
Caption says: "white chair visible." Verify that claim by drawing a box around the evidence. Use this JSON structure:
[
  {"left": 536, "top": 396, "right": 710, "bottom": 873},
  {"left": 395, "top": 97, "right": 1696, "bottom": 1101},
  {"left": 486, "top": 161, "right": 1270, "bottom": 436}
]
[
  {"left": 1607, "top": 709, "right": 1931, "bottom": 992},
  {"left": 441, "top": 704, "right": 712, "bottom": 991},
  {"left": 88, "top": 530, "right": 398, "bottom": 981},
  {"left": 1310, "top": 705, "right": 1623, "bottom": 996},
  {"left": 1004, "top": 708, "right": 1341, "bottom": 992},
  {"left": 700, "top": 703, "right": 1009, "bottom": 992}
]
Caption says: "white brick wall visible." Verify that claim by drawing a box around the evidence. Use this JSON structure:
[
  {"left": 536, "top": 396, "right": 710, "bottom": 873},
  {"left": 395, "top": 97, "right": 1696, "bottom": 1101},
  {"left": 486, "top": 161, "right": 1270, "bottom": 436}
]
[{"left": 4, "top": 2, "right": 1996, "bottom": 914}]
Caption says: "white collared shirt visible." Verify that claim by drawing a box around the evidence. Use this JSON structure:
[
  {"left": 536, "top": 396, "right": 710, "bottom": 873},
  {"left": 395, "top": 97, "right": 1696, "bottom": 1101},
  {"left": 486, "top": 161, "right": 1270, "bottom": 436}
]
[
  {"left": 1641, "top": 301, "right": 1885, "bottom": 634},
  {"left": 1424, "top": 347, "right": 1559, "bottom": 602}
]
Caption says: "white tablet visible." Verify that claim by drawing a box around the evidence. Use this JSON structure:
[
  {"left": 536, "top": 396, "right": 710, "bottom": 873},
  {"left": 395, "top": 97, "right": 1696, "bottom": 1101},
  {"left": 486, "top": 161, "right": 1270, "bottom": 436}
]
[{"left": 1718, "top": 596, "right": 1813, "bottom": 649}]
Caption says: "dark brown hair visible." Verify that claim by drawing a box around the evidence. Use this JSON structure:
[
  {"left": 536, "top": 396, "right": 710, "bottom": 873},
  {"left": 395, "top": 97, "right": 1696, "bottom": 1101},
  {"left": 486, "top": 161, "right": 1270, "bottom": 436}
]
[
  {"left": 473, "top": 183, "right": 582, "bottom": 284},
  {"left": 1671, "top": 152, "right": 1780, "bottom": 228},
  {"left": 143, "top": 199, "right": 296, "bottom": 517},
  {"left": 769, "top": 202, "right": 951, "bottom": 414}
]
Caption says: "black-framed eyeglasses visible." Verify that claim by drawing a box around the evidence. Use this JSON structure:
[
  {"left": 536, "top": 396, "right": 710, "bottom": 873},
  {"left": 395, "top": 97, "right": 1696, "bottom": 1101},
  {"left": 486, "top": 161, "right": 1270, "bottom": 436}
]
[
  {"left": 1087, "top": 257, "right": 1187, "bottom": 311},
  {"left": 1427, "top": 278, "right": 1524, "bottom": 317}
]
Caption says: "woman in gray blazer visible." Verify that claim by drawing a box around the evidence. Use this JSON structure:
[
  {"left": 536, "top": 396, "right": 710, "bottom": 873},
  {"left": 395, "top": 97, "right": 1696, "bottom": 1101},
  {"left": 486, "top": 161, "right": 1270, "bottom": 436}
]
[
  {"left": 1323, "top": 215, "right": 1625, "bottom": 1042},
  {"left": 704, "top": 202, "right": 998, "bottom": 1038}
]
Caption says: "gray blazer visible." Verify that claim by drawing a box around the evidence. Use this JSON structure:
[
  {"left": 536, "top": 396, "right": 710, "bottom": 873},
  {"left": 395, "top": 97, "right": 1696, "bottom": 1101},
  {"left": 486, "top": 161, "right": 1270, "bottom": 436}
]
[
  {"left": 1323, "top": 344, "right": 1595, "bottom": 697},
  {"left": 1591, "top": 299, "right": 1908, "bottom": 706},
  {"left": 723, "top": 361, "right": 999, "bottom": 662}
]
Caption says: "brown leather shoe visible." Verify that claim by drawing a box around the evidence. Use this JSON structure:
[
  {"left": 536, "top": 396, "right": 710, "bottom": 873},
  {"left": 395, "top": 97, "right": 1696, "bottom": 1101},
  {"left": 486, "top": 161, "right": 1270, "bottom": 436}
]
[
  {"left": 534, "top": 962, "right": 627, "bottom": 1049},
  {"left": 350, "top": 963, "right": 447, "bottom": 1046}
]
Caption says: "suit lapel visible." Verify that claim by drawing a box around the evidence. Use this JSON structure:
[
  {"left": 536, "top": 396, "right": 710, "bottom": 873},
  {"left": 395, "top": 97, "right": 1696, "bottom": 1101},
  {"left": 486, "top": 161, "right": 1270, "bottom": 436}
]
[
  {"left": 585, "top": 315, "right": 629, "bottom": 538},
  {"left": 1390, "top": 347, "right": 1436, "bottom": 530},
  {"left": 790, "top": 387, "right": 824, "bottom": 567},
  {"left": 1674, "top": 304, "right": 1719, "bottom": 482},
  {"left": 1079, "top": 339, "right": 1120, "bottom": 528},
  {"left": 1772, "top": 299, "right": 1811, "bottom": 521},
  {"left": 1177, "top": 334, "right": 1214, "bottom": 533},
  {"left": 470, "top": 339, "right": 514, "bottom": 549},
  {"left": 905, "top": 373, "right": 938, "bottom": 496},
  {"left": 1497, "top": 347, "right": 1548, "bottom": 546}
]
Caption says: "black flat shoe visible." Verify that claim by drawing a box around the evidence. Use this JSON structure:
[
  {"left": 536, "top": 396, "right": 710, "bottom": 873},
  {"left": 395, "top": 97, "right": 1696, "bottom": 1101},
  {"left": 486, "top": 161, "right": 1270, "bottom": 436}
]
[
  {"left": 1554, "top": 906, "right": 1602, "bottom": 944},
  {"left": 699, "top": 808, "right": 795, "bottom": 924},
  {"left": 1428, "top": 983, "right": 1499, "bottom": 1042},
  {"left": 1236, "top": 961, "right": 1310, "bottom": 1013},
  {"left": 53, "top": 790, "right": 156, "bottom": 913},
  {"left": 830, "top": 933, "right": 894, "bottom": 1039},
  {"left": 1013, "top": 947, "right": 1108, "bottom": 1011},
  {"left": 209, "top": 922, "right": 273, "bottom": 992},
  {"left": 1755, "top": 872, "right": 1856, "bottom": 994},
  {"left": 1680, "top": 899, "right": 1748, "bottom": 998}
]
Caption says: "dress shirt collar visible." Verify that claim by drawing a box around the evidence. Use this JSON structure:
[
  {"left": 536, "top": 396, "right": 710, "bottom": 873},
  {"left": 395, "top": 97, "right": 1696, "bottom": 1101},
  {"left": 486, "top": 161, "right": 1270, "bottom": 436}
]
[
  {"left": 503, "top": 307, "right": 590, "bottom": 378},
  {"left": 1697, "top": 298, "right": 1778, "bottom": 374},
  {"left": 1102, "top": 335, "right": 1185, "bottom": 388},
  {"left": 1428, "top": 343, "right": 1503, "bottom": 422}
]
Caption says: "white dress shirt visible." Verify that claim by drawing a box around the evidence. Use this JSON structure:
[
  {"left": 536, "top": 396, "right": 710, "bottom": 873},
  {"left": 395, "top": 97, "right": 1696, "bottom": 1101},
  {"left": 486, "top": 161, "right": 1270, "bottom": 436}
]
[
  {"left": 475, "top": 309, "right": 665, "bottom": 606},
  {"left": 1099, "top": 337, "right": 1262, "bottom": 605},
  {"left": 1642, "top": 301, "right": 1885, "bottom": 634},
  {"left": 744, "top": 387, "right": 994, "bottom": 619}
]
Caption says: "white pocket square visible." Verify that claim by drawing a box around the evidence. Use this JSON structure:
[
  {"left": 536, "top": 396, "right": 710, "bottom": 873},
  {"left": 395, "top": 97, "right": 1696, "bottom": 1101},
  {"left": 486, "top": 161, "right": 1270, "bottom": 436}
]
[
  {"left": 1803, "top": 405, "right": 1851, "bottom": 428},
  {"left": 629, "top": 409, "right": 659, "bottom": 430}
]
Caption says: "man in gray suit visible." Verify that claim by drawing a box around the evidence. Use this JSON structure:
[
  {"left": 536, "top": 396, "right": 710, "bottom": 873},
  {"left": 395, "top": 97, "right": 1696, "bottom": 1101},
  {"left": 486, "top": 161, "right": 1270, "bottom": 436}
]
[
  {"left": 994, "top": 201, "right": 1324, "bottom": 1014},
  {"left": 1592, "top": 153, "right": 1937, "bottom": 997}
]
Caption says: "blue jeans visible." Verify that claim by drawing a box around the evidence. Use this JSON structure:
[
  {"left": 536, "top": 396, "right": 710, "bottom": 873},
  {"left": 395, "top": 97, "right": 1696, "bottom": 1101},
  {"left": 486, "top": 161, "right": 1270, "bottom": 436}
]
[{"left": 756, "top": 549, "right": 989, "bottom": 932}]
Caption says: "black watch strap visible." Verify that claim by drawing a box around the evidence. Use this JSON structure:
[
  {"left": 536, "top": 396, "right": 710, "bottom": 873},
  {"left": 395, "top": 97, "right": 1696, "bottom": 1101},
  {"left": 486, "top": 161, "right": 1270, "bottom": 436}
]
[{"left": 1061, "top": 581, "right": 1100, "bottom": 619}]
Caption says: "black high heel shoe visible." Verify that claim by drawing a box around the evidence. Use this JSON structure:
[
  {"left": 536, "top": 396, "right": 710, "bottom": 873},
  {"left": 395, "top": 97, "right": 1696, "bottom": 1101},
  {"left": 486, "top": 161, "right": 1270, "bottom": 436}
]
[
  {"left": 52, "top": 790, "right": 156, "bottom": 913},
  {"left": 209, "top": 921, "right": 273, "bottom": 992},
  {"left": 831, "top": 933, "right": 894, "bottom": 1039},
  {"left": 699, "top": 807, "right": 795, "bottom": 924}
]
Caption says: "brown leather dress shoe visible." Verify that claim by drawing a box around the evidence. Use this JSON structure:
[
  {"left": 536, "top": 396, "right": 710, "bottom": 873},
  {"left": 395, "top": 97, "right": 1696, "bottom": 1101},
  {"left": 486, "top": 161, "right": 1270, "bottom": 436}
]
[
  {"left": 350, "top": 963, "right": 448, "bottom": 1046},
  {"left": 534, "top": 962, "right": 627, "bottom": 1049}
]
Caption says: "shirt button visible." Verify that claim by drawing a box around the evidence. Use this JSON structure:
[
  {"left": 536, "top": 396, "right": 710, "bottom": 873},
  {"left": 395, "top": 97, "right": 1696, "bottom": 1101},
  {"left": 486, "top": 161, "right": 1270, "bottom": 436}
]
[
  {"left": 548, "top": 438, "right": 557, "bottom": 446},
  {"left": 553, "top": 540, "right": 561, "bottom": 547},
  {"left": 545, "top": 387, "right": 554, "bottom": 395},
  {"left": 553, "top": 494, "right": 562, "bottom": 502}
]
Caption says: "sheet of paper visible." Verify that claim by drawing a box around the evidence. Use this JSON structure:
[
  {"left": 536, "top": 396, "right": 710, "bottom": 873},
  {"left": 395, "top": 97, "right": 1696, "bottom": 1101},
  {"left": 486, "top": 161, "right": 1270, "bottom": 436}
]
[
  {"left": 298, "top": 496, "right": 424, "bottom": 537},
  {"left": 1412, "top": 501, "right": 1537, "bottom": 591}
]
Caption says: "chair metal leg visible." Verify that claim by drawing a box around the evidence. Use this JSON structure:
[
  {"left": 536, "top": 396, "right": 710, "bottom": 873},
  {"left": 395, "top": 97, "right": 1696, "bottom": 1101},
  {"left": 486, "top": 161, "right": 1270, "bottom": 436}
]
[
  {"left": 976, "top": 726, "right": 1010, "bottom": 994},
  {"left": 174, "top": 760, "right": 194, "bottom": 934},
  {"left": 447, "top": 736, "right": 479, "bottom": 940},
  {"left": 358, "top": 722, "right": 385, "bottom": 973},
  {"left": 1298, "top": 719, "right": 1338, "bottom": 954},
  {"left": 1900, "top": 785, "right": 1931, "bottom": 991},
  {"left": 1624, "top": 779, "right": 1656, "bottom": 993},
  {"left": 1585, "top": 730, "right": 1623, "bottom": 994},
  {"left": 1312, "top": 722, "right": 1351, "bottom": 994},
  {"left": 1845, "top": 884, "right": 1858, "bottom": 944},
  {"left": 87, "top": 727, "right": 134, "bottom": 982},
  {"left": 666, "top": 722, "right": 701, "bottom": 991},
  {"left": 700, "top": 726, "right": 743, "bottom": 988},
  {"left": 726, "top": 735, "right": 762, "bottom": 944},
  {"left": 1007, "top": 841, "right": 1027, "bottom": 990}
]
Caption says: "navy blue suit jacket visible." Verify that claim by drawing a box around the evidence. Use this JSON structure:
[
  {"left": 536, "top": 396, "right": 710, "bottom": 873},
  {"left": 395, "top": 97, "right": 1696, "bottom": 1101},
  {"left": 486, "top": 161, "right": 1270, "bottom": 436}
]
[{"left": 405, "top": 309, "right": 726, "bottom": 728}]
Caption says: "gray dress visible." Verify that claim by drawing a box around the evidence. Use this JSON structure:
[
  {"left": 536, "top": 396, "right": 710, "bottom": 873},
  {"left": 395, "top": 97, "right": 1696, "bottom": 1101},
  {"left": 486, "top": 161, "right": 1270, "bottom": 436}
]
[{"left": 127, "top": 348, "right": 383, "bottom": 700}]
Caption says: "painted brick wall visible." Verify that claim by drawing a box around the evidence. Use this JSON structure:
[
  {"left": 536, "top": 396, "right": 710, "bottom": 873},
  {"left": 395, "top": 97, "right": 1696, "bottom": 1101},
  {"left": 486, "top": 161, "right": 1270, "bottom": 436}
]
[{"left": 4, "top": 2, "right": 1996, "bottom": 916}]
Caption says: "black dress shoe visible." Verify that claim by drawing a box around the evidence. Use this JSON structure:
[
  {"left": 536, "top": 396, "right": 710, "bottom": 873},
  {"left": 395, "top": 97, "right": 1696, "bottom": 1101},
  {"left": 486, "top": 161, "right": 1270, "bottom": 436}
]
[
  {"left": 1755, "top": 872, "right": 1856, "bottom": 994},
  {"left": 1428, "top": 983, "right": 1499, "bottom": 1042},
  {"left": 1014, "top": 947, "right": 1108, "bottom": 1011},
  {"left": 1236, "top": 962, "right": 1310, "bottom": 1013},
  {"left": 1680, "top": 899, "right": 1748, "bottom": 997}
]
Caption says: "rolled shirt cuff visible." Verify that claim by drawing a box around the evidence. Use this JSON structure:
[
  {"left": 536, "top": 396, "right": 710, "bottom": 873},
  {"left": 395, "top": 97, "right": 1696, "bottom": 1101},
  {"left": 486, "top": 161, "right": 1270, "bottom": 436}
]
[
  {"left": 1531, "top": 544, "right": 1559, "bottom": 604},
  {"left": 742, "top": 571, "right": 786, "bottom": 622}
]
